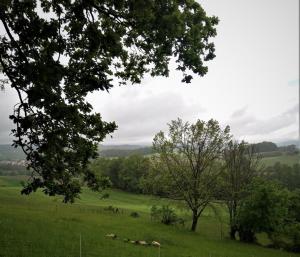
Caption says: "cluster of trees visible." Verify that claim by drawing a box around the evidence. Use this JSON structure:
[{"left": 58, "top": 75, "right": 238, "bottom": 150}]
[
  {"left": 252, "top": 141, "right": 298, "bottom": 155},
  {"left": 146, "top": 118, "right": 300, "bottom": 252},
  {"left": 99, "top": 147, "right": 154, "bottom": 158},
  {"left": 235, "top": 179, "right": 300, "bottom": 252},
  {"left": 90, "top": 155, "right": 150, "bottom": 194},
  {"left": 91, "top": 118, "right": 300, "bottom": 252}
]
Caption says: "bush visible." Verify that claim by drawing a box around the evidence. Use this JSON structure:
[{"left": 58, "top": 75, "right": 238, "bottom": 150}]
[
  {"left": 130, "top": 211, "right": 139, "bottom": 218},
  {"left": 150, "top": 205, "right": 178, "bottom": 225},
  {"left": 150, "top": 205, "right": 160, "bottom": 220},
  {"left": 279, "top": 223, "right": 300, "bottom": 252},
  {"left": 100, "top": 193, "right": 110, "bottom": 199},
  {"left": 160, "top": 205, "right": 178, "bottom": 225}
]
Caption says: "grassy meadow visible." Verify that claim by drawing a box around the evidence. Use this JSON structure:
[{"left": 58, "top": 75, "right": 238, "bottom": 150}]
[
  {"left": 261, "top": 153, "right": 300, "bottom": 167},
  {"left": 0, "top": 176, "right": 299, "bottom": 257}
]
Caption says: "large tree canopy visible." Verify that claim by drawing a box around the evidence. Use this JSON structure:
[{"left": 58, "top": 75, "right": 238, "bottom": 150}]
[
  {"left": 150, "top": 119, "right": 230, "bottom": 231},
  {"left": 0, "top": 0, "right": 218, "bottom": 202}
]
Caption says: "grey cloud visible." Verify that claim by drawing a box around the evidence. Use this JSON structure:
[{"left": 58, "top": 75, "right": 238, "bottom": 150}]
[
  {"left": 230, "top": 106, "right": 248, "bottom": 118},
  {"left": 0, "top": 0, "right": 298, "bottom": 145},
  {"left": 229, "top": 104, "right": 298, "bottom": 139},
  {"left": 0, "top": 88, "right": 18, "bottom": 143},
  {"left": 97, "top": 91, "right": 206, "bottom": 144}
]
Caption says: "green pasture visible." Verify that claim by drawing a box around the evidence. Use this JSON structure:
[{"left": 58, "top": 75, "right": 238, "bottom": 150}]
[
  {"left": 261, "top": 153, "right": 300, "bottom": 167},
  {"left": 0, "top": 176, "right": 299, "bottom": 257}
]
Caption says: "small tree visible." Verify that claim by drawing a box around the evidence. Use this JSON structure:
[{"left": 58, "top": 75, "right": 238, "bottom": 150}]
[
  {"left": 220, "top": 140, "right": 262, "bottom": 239},
  {"left": 152, "top": 118, "right": 230, "bottom": 231}
]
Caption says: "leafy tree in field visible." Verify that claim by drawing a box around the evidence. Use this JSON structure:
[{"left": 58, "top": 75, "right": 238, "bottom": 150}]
[
  {"left": 151, "top": 118, "right": 230, "bottom": 231},
  {"left": 0, "top": 1, "right": 218, "bottom": 201},
  {"left": 237, "top": 179, "right": 289, "bottom": 243},
  {"left": 220, "top": 140, "right": 262, "bottom": 240}
]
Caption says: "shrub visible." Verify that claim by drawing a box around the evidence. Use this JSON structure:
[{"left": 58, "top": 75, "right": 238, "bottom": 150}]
[
  {"left": 130, "top": 211, "right": 139, "bottom": 218},
  {"left": 100, "top": 193, "right": 110, "bottom": 199},
  {"left": 160, "top": 205, "right": 178, "bottom": 225},
  {"left": 150, "top": 205, "right": 160, "bottom": 220},
  {"left": 150, "top": 205, "right": 178, "bottom": 225}
]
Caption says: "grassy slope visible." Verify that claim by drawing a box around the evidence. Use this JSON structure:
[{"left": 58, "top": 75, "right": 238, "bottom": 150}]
[
  {"left": 261, "top": 153, "right": 300, "bottom": 167},
  {"left": 1, "top": 177, "right": 299, "bottom": 257}
]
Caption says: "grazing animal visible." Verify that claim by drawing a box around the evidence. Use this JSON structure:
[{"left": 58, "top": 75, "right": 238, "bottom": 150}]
[
  {"left": 151, "top": 241, "right": 161, "bottom": 247},
  {"left": 137, "top": 240, "right": 148, "bottom": 246},
  {"left": 105, "top": 233, "right": 117, "bottom": 239}
]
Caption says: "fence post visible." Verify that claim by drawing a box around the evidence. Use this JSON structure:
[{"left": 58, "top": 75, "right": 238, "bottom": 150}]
[{"left": 80, "top": 233, "right": 82, "bottom": 257}]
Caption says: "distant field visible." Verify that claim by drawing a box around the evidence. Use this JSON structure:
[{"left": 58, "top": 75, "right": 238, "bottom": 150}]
[
  {"left": 261, "top": 153, "right": 300, "bottom": 167},
  {"left": 0, "top": 176, "right": 299, "bottom": 257}
]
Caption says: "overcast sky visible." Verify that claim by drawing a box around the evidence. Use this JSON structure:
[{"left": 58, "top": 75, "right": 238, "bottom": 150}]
[{"left": 0, "top": 0, "right": 299, "bottom": 145}]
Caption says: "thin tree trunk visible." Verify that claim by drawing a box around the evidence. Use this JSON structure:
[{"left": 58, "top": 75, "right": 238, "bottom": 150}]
[
  {"left": 227, "top": 200, "right": 237, "bottom": 240},
  {"left": 191, "top": 211, "right": 199, "bottom": 232},
  {"left": 230, "top": 226, "right": 237, "bottom": 240}
]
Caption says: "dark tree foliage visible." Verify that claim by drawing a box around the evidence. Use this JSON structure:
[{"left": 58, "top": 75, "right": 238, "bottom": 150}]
[
  {"left": 252, "top": 141, "right": 278, "bottom": 153},
  {"left": 90, "top": 155, "right": 150, "bottom": 193},
  {"left": 0, "top": 1, "right": 218, "bottom": 201},
  {"left": 237, "top": 179, "right": 289, "bottom": 243},
  {"left": 220, "top": 140, "right": 261, "bottom": 240}
]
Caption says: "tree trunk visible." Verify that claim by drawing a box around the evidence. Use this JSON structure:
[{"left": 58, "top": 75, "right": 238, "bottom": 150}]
[
  {"left": 191, "top": 211, "right": 199, "bottom": 232},
  {"left": 227, "top": 201, "right": 237, "bottom": 240},
  {"left": 238, "top": 227, "right": 255, "bottom": 243},
  {"left": 230, "top": 226, "right": 237, "bottom": 240}
]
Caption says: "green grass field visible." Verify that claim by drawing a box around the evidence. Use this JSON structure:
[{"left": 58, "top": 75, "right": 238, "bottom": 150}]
[
  {"left": 0, "top": 176, "right": 299, "bottom": 257},
  {"left": 261, "top": 153, "right": 300, "bottom": 167}
]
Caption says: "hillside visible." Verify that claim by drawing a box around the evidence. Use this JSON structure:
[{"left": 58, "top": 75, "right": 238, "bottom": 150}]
[
  {"left": 0, "top": 143, "right": 298, "bottom": 166},
  {"left": 99, "top": 146, "right": 154, "bottom": 157},
  {"left": 0, "top": 177, "right": 298, "bottom": 257},
  {"left": 261, "top": 152, "right": 300, "bottom": 167},
  {"left": 0, "top": 144, "right": 154, "bottom": 160}
]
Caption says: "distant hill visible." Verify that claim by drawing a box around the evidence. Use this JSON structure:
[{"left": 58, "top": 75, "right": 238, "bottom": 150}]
[
  {"left": 99, "top": 146, "right": 154, "bottom": 157},
  {"left": 252, "top": 141, "right": 298, "bottom": 154},
  {"left": 261, "top": 152, "right": 300, "bottom": 167},
  {"left": 99, "top": 144, "right": 150, "bottom": 151},
  {"left": 276, "top": 139, "right": 300, "bottom": 147},
  {"left": 0, "top": 145, "right": 25, "bottom": 161},
  {"left": 0, "top": 144, "right": 153, "bottom": 160},
  {"left": 0, "top": 141, "right": 298, "bottom": 160}
]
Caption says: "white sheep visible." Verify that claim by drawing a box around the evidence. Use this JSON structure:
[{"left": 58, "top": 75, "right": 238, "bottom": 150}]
[
  {"left": 151, "top": 241, "right": 161, "bottom": 247},
  {"left": 105, "top": 233, "right": 117, "bottom": 239}
]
